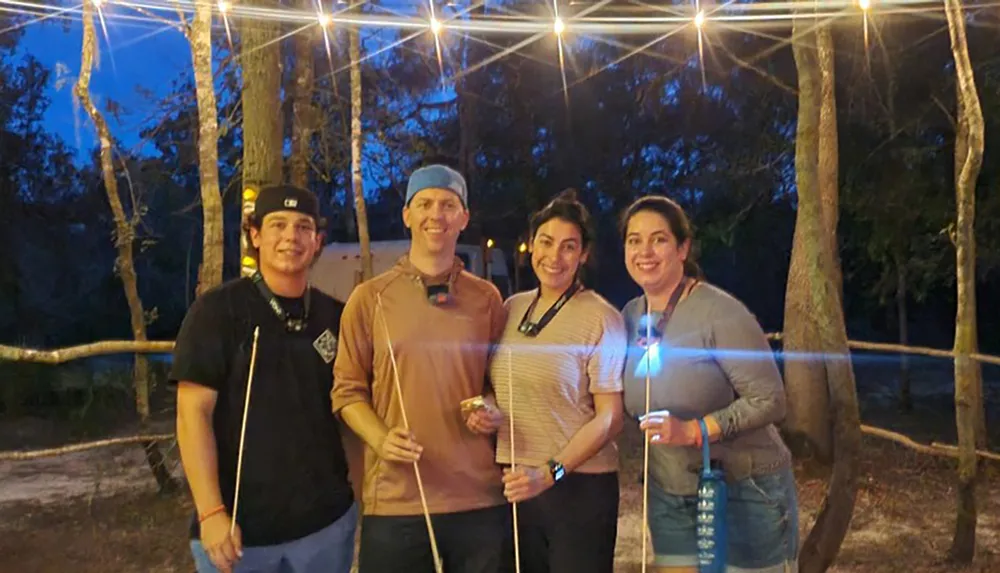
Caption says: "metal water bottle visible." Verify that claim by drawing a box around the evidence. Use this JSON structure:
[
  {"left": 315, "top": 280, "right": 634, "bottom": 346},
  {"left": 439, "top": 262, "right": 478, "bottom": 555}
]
[{"left": 695, "top": 418, "right": 727, "bottom": 573}]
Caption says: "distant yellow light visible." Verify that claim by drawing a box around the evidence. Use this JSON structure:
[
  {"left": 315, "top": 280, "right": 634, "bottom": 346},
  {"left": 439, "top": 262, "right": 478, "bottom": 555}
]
[
  {"left": 553, "top": 18, "right": 565, "bottom": 36},
  {"left": 518, "top": 242, "right": 527, "bottom": 253},
  {"left": 242, "top": 188, "right": 257, "bottom": 201},
  {"left": 486, "top": 238, "right": 495, "bottom": 248},
  {"left": 241, "top": 256, "right": 257, "bottom": 267}
]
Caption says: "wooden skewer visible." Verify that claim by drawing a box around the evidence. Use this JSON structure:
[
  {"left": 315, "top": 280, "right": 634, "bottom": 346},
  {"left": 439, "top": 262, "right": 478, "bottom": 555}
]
[
  {"left": 231, "top": 326, "right": 260, "bottom": 536},
  {"left": 641, "top": 300, "right": 652, "bottom": 573},
  {"left": 508, "top": 347, "right": 521, "bottom": 573},
  {"left": 376, "top": 294, "right": 443, "bottom": 573}
]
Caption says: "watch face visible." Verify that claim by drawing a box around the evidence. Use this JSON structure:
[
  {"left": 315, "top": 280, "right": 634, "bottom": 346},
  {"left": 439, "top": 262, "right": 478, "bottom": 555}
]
[{"left": 549, "top": 461, "right": 565, "bottom": 481}]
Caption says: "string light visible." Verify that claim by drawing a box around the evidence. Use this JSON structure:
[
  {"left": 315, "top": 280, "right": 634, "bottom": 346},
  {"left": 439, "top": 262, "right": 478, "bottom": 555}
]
[
  {"left": 427, "top": 0, "right": 444, "bottom": 85},
  {"left": 859, "top": 0, "right": 872, "bottom": 51},
  {"left": 5, "top": 0, "right": 938, "bottom": 34}
]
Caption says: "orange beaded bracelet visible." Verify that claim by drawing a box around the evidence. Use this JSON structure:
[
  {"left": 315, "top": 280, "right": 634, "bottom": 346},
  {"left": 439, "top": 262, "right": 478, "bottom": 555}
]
[{"left": 198, "top": 504, "right": 226, "bottom": 523}]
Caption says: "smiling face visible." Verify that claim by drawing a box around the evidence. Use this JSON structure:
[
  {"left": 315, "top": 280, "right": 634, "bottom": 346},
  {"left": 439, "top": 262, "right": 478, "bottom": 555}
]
[
  {"left": 403, "top": 187, "right": 469, "bottom": 256},
  {"left": 530, "top": 217, "right": 588, "bottom": 296},
  {"left": 624, "top": 209, "right": 690, "bottom": 295},
  {"left": 250, "top": 210, "right": 322, "bottom": 276}
]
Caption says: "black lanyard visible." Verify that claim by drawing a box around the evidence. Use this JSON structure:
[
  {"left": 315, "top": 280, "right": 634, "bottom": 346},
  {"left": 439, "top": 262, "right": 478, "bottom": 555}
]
[
  {"left": 637, "top": 277, "right": 689, "bottom": 347},
  {"left": 518, "top": 282, "right": 582, "bottom": 337},
  {"left": 251, "top": 271, "right": 310, "bottom": 333}
]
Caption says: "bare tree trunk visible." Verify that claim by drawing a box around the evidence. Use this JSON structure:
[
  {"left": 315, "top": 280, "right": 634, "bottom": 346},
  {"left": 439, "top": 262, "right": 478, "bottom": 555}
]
[
  {"left": 818, "top": 26, "right": 841, "bottom": 298},
  {"left": 788, "top": 17, "right": 861, "bottom": 573},
  {"left": 290, "top": 0, "right": 316, "bottom": 189},
  {"left": 75, "top": 2, "right": 176, "bottom": 494},
  {"left": 943, "top": 0, "right": 986, "bottom": 562},
  {"left": 341, "top": 18, "right": 372, "bottom": 510},
  {"left": 350, "top": 23, "right": 373, "bottom": 280},
  {"left": 782, "top": 17, "right": 832, "bottom": 469},
  {"left": 239, "top": 5, "right": 284, "bottom": 276},
  {"left": 894, "top": 249, "right": 912, "bottom": 412},
  {"left": 188, "top": 1, "right": 223, "bottom": 295}
]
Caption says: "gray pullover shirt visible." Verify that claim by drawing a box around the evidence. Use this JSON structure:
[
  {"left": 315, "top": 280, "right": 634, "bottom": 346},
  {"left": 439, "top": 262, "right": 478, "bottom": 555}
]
[{"left": 622, "top": 282, "right": 791, "bottom": 496}]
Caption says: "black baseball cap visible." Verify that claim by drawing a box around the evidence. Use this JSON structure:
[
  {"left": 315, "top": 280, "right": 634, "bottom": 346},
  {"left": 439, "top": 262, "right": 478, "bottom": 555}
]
[{"left": 251, "top": 184, "right": 320, "bottom": 226}]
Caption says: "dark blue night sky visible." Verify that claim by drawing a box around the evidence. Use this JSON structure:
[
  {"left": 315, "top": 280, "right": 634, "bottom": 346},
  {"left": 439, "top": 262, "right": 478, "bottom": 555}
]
[{"left": 21, "top": 16, "right": 190, "bottom": 161}]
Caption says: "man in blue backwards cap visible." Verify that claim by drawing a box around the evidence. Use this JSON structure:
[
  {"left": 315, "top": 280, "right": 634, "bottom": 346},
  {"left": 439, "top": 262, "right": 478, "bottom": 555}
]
[{"left": 333, "top": 164, "right": 513, "bottom": 572}]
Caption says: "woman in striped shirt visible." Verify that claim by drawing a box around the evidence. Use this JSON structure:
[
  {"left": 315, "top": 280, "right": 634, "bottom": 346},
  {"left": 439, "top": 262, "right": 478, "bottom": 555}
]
[{"left": 465, "top": 189, "right": 627, "bottom": 573}]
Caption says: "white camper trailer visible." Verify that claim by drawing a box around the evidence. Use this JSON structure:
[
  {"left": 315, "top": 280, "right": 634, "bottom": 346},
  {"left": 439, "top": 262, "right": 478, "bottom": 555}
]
[{"left": 310, "top": 240, "right": 512, "bottom": 303}]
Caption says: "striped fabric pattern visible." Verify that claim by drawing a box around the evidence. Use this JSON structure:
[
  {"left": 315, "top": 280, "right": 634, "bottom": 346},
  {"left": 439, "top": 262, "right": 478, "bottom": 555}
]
[{"left": 490, "top": 288, "right": 627, "bottom": 473}]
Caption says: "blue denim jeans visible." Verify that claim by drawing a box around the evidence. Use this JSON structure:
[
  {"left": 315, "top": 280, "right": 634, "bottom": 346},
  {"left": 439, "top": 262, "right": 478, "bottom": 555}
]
[
  {"left": 191, "top": 502, "right": 358, "bottom": 573},
  {"left": 648, "top": 466, "right": 799, "bottom": 572}
]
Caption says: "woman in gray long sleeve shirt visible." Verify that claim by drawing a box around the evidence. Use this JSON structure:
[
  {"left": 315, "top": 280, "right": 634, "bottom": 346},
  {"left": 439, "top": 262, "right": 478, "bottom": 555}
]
[{"left": 620, "top": 195, "right": 799, "bottom": 573}]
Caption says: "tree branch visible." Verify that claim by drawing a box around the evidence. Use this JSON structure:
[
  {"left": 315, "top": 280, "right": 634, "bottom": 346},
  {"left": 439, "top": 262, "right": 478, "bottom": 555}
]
[
  {"left": 861, "top": 424, "right": 1000, "bottom": 462},
  {"left": 0, "top": 434, "right": 175, "bottom": 461},
  {"left": 0, "top": 341, "right": 175, "bottom": 364}
]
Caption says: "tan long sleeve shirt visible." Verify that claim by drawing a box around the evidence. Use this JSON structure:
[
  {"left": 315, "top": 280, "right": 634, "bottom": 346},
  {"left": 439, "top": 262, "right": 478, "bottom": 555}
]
[{"left": 331, "top": 256, "right": 507, "bottom": 516}]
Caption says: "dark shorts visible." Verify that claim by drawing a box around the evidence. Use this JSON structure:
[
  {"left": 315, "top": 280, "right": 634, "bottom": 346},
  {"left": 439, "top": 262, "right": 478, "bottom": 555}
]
[
  {"left": 516, "top": 471, "right": 619, "bottom": 573},
  {"left": 358, "top": 504, "right": 512, "bottom": 573},
  {"left": 648, "top": 466, "right": 799, "bottom": 572}
]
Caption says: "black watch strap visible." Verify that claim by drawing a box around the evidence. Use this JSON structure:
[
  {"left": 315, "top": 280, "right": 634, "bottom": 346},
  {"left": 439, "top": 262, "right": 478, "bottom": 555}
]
[{"left": 547, "top": 459, "right": 566, "bottom": 483}]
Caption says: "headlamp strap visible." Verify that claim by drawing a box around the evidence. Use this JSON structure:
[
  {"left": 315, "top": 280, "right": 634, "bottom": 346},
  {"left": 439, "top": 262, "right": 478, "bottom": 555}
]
[
  {"left": 518, "top": 282, "right": 582, "bottom": 337},
  {"left": 638, "top": 276, "right": 689, "bottom": 347},
  {"left": 251, "top": 271, "right": 310, "bottom": 332}
]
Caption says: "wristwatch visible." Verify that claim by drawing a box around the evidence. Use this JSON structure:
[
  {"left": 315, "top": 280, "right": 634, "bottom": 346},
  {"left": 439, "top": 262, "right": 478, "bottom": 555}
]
[{"left": 546, "top": 459, "right": 566, "bottom": 483}]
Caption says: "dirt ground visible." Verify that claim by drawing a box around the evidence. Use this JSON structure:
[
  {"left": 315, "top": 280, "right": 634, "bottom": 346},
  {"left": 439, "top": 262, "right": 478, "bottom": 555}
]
[{"left": 1, "top": 418, "right": 998, "bottom": 573}]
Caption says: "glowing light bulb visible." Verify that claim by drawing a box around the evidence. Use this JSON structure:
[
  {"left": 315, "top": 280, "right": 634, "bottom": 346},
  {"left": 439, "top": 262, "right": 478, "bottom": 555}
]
[
  {"left": 218, "top": 0, "right": 230, "bottom": 13},
  {"left": 694, "top": 10, "right": 705, "bottom": 29},
  {"left": 486, "top": 238, "right": 494, "bottom": 248},
  {"left": 92, "top": 0, "right": 103, "bottom": 7},
  {"left": 518, "top": 242, "right": 527, "bottom": 253},
  {"left": 318, "top": 12, "right": 332, "bottom": 27},
  {"left": 858, "top": 0, "right": 871, "bottom": 10},
  {"left": 430, "top": 17, "right": 442, "bottom": 35},
  {"left": 553, "top": 17, "right": 565, "bottom": 36}
]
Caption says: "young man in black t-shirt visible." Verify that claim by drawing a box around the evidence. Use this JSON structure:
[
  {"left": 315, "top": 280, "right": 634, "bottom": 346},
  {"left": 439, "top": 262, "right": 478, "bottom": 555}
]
[{"left": 170, "top": 184, "right": 357, "bottom": 573}]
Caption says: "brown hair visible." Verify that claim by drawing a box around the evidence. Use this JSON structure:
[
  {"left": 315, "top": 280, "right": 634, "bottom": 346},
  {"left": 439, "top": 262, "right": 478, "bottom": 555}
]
[
  {"left": 620, "top": 195, "right": 704, "bottom": 280},
  {"left": 529, "top": 188, "right": 594, "bottom": 251}
]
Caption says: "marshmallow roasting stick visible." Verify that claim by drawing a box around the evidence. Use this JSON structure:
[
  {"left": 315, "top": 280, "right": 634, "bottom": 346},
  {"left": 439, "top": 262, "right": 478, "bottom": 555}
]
[
  {"left": 232, "top": 326, "right": 261, "bottom": 536},
  {"left": 508, "top": 348, "right": 521, "bottom": 573},
  {"left": 641, "top": 301, "right": 652, "bottom": 573},
  {"left": 376, "top": 294, "right": 443, "bottom": 573}
]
